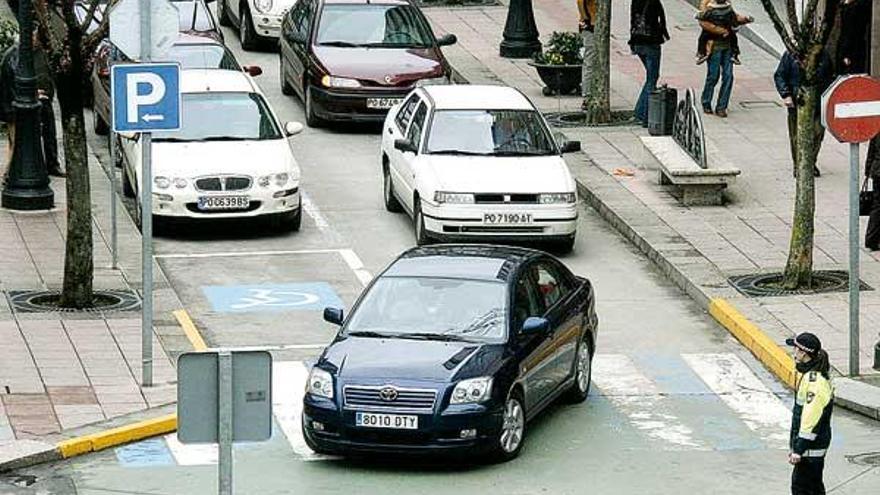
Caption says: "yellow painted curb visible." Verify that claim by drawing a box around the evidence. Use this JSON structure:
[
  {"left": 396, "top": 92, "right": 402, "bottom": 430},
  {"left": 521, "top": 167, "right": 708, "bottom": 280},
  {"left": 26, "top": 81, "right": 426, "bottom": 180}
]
[
  {"left": 709, "top": 298, "right": 797, "bottom": 389},
  {"left": 57, "top": 414, "right": 177, "bottom": 458},
  {"left": 174, "top": 309, "right": 208, "bottom": 351}
]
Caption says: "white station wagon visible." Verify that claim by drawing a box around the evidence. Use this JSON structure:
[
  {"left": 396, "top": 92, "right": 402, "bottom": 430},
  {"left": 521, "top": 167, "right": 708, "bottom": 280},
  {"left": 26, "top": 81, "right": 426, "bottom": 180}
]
[
  {"left": 380, "top": 85, "right": 582, "bottom": 251},
  {"left": 118, "top": 69, "right": 305, "bottom": 231}
]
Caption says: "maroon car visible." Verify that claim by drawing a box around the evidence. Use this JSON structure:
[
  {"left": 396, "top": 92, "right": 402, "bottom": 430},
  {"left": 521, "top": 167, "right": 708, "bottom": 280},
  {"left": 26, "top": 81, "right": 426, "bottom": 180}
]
[{"left": 279, "top": 0, "right": 456, "bottom": 127}]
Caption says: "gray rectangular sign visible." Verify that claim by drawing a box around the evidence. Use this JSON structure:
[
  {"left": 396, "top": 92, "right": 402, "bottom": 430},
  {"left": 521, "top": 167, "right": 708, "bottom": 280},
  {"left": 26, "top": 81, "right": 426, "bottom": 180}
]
[{"left": 177, "top": 351, "right": 273, "bottom": 444}]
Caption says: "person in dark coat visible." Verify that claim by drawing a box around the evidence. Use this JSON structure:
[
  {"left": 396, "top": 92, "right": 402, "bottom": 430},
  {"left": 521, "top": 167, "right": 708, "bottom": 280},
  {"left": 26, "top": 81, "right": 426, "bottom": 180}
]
[
  {"left": 866, "top": 142, "right": 880, "bottom": 251},
  {"left": 774, "top": 50, "right": 834, "bottom": 178},
  {"left": 629, "top": 0, "right": 669, "bottom": 126},
  {"left": 837, "top": 0, "right": 871, "bottom": 75},
  {"left": 1, "top": 43, "right": 16, "bottom": 182}
]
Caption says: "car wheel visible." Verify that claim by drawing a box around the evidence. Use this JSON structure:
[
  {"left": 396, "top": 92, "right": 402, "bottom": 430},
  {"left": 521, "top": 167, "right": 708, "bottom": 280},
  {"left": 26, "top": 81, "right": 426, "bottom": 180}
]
[
  {"left": 562, "top": 337, "right": 592, "bottom": 404},
  {"left": 122, "top": 167, "right": 135, "bottom": 198},
  {"left": 280, "top": 56, "right": 294, "bottom": 96},
  {"left": 490, "top": 391, "right": 526, "bottom": 462},
  {"left": 218, "top": 0, "right": 232, "bottom": 26},
  {"left": 93, "top": 111, "right": 109, "bottom": 135},
  {"left": 383, "top": 165, "right": 403, "bottom": 213},
  {"left": 304, "top": 83, "right": 323, "bottom": 128},
  {"left": 239, "top": 5, "right": 258, "bottom": 51},
  {"left": 413, "top": 200, "right": 432, "bottom": 246}
]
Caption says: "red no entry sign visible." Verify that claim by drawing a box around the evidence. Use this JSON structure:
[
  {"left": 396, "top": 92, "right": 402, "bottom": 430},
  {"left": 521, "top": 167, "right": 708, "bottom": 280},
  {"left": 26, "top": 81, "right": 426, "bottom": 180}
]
[{"left": 821, "top": 75, "right": 880, "bottom": 143}]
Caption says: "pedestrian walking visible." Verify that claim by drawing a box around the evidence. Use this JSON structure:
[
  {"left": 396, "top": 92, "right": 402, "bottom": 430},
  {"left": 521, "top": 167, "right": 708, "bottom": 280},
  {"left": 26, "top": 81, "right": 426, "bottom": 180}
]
[
  {"left": 837, "top": 0, "right": 871, "bottom": 75},
  {"left": 697, "top": 0, "right": 752, "bottom": 118},
  {"left": 0, "top": 42, "right": 16, "bottom": 183},
  {"left": 773, "top": 49, "right": 834, "bottom": 178},
  {"left": 628, "top": 0, "right": 669, "bottom": 127},
  {"left": 865, "top": 143, "right": 880, "bottom": 251},
  {"left": 785, "top": 333, "right": 834, "bottom": 495},
  {"left": 578, "top": 0, "right": 597, "bottom": 103}
]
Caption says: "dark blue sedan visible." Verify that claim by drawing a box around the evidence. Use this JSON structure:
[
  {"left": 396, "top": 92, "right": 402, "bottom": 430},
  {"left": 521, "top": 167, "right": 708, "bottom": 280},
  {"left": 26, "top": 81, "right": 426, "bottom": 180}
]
[{"left": 303, "top": 244, "right": 598, "bottom": 461}]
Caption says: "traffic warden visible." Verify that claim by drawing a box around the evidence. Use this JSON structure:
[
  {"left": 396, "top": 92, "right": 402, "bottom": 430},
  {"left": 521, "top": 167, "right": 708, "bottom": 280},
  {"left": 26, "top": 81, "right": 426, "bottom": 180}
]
[{"left": 785, "top": 332, "right": 833, "bottom": 495}]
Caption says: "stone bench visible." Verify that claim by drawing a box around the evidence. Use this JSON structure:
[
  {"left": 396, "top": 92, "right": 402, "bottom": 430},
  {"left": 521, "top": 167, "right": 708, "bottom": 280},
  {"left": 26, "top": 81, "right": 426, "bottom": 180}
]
[{"left": 641, "top": 136, "right": 741, "bottom": 206}]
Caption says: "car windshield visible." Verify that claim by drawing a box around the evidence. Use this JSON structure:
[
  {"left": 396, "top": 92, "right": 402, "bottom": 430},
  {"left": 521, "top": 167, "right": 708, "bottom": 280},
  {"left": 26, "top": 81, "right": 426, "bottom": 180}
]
[
  {"left": 344, "top": 277, "right": 508, "bottom": 343},
  {"left": 316, "top": 4, "right": 434, "bottom": 48},
  {"left": 174, "top": 0, "right": 214, "bottom": 32},
  {"left": 165, "top": 44, "right": 240, "bottom": 70},
  {"left": 153, "top": 93, "right": 282, "bottom": 142},
  {"left": 426, "top": 110, "right": 557, "bottom": 156}
]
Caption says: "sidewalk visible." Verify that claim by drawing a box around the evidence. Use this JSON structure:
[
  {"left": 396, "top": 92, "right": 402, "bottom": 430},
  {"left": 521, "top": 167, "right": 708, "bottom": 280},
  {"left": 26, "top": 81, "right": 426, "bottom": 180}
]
[
  {"left": 0, "top": 125, "right": 189, "bottom": 469},
  {"left": 424, "top": 0, "right": 880, "bottom": 419}
]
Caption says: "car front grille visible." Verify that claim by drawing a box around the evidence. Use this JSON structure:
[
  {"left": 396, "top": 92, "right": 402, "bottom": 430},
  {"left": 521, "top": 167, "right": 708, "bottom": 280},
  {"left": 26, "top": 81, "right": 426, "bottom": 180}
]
[
  {"left": 343, "top": 386, "right": 437, "bottom": 412},
  {"left": 195, "top": 176, "right": 252, "bottom": 192},
  {"left": 474, "top": 193, "right": 539, "bottom": 204}
]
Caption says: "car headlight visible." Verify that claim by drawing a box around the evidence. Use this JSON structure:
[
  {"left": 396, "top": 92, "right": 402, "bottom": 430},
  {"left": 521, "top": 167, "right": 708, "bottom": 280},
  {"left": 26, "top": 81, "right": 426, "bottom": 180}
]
[
  {"left": 539, "top": 192, "right": 576, "bottom": 204},
  {"left": 415, "top": 76, "right": 450, "bottom": 87},
  {"left": 259, "top": 173, "right": 289, "bottom": 188},
  {"left": 154, "top": 176, "right": 171, "bottom": 189},
  {"left": 434, "top": 191, "right": 474, "bottom": 204},
  {"left": 173, "top": 178, "right": 188, "bottom": 189},
  {"left": 274, "top": 173, "right": 289, "bottom": 187},
  {"left": 450, "top": 377, "right": 493, "bottom": 405},
  {"left": 254, "top": 0, "right": 273, "bottom": 13},
  {"left": 307, "top": 367, "right": 334, "bottom": 399},
  {"left": 321, "top": 75, "right": 361, "bottom": 89}
]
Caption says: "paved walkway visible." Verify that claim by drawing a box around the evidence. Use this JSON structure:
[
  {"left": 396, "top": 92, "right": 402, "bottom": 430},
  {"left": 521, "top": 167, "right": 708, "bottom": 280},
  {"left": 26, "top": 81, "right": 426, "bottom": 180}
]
[
  {"left": 424, "top": 0, "right": 880, "bottom": 378},
  {"left": 0, "top": 127, "right": 182, "bottom": 453}
]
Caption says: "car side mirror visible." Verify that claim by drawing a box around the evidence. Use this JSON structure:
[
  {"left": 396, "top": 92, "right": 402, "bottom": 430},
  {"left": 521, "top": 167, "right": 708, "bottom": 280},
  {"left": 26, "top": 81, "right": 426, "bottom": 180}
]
[
  {"left": 285, "top": 121, "right": 304, "bottom": 137},
  {"left": 243, "top": 65, "right": 263, "bottom": 77},
  {"left": 560, "top": 140, "right": 581, "bottom": 154},
  {"left": 323, "top": 307, "right": 344, "bottom": 326},
  {"left": 521, "top": 317, "right": 549, "bottom": 334},
  {"left": 394, "top": 138, "right": 417, "bottom": 154},
  {"left": 437, "top": 33, "right": 457, "bottom": 47}
]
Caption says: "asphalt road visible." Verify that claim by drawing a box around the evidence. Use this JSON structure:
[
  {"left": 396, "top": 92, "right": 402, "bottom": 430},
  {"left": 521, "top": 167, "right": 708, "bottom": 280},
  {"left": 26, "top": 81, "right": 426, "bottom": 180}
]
[{"left": 4, "top": 18, "right": 880, "bottom": 495}]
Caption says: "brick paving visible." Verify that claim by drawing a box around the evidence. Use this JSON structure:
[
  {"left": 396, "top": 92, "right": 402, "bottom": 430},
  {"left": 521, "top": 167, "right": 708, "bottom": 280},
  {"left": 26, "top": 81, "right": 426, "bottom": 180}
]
[{"left": 424, "top": 0, "right": 880, "bottom": 376}]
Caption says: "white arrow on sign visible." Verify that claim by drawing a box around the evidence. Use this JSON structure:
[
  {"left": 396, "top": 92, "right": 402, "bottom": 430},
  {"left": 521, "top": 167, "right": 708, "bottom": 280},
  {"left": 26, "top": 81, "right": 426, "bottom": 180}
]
[
  {"left": 142, "top": 114, "right": 165, "bottom": 122},
  {"left": 835, "top": 101, "right": 880, "bottom": 119}
]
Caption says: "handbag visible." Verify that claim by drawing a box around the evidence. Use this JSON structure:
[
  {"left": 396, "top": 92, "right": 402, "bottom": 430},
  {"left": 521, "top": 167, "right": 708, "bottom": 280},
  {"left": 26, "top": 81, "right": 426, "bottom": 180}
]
[{"left": 860, "top": 178, "right": 874, "bottom": 216}]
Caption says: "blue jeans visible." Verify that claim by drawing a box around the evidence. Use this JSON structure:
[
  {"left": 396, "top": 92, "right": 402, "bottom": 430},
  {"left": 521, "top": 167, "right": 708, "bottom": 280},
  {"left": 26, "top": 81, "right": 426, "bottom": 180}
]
[
  {"left": 701, "top": 49, "right": 734, "bottom": 111},
  {"left": 632, "top": 44, "right": 661, "bottom": 123}
]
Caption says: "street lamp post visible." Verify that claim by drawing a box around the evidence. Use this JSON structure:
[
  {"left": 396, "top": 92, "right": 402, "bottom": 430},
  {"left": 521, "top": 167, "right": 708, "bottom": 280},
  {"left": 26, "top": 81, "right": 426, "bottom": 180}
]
[
  {"left": 499, "top": 0, "right": 541, "bottom": 59},
  {"left": 1, "top": 0, "right": 53, "bottom": 210}
]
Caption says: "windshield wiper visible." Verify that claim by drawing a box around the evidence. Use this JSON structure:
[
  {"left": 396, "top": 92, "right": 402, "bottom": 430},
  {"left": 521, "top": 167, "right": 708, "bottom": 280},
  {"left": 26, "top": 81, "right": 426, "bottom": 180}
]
[
  {"left": 197, "top": 136, "right": 250, "bottom": 142},
  {"left": 429, "top": 149, "right": 491, "bottom": 156},
  {"left": 396, "top": 332, "right": 476, "bottom": 343},
  {"left": 361, "top": 42, "right": 429, "bottom": 49},
  {"left": 491, "top": 150, "right": 554, "bottom": 156},
  {"left": 346, "top": 330, "right": 397, "bottom": 339},
  {"left": 153, "top": 137, "right": 194, "bottom": 143},
  {"left": 319, "top": 41, "right": 363, "bottom": 48}
]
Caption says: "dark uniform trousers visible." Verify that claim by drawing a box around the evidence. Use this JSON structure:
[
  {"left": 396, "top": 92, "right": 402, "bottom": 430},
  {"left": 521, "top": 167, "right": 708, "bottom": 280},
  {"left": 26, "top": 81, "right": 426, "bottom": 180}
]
[
  {"left": 39, "top": 97, "right": 59, "bottom": 171},
  {"left": 792, "top": 457, "right": 825, "bottom": 495}
]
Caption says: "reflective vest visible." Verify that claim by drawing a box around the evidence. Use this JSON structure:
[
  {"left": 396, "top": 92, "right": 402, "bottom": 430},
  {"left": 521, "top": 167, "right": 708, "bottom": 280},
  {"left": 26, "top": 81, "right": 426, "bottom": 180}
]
[{"left": 790, "top": 371, "right": 833, "bottom": 457}]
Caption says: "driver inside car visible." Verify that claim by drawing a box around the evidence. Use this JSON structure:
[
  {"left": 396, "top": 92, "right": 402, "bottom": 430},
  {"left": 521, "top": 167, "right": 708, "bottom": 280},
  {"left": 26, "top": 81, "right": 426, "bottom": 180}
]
[{"left": 491, "top": 114, "right": 533, "bottom": 151}]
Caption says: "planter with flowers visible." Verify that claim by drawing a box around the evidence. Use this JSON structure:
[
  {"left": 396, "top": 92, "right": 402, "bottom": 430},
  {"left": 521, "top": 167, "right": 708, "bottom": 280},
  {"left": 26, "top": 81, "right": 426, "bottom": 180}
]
[{"left": 528, "top": 32, "right": 583, "bottom": 96}]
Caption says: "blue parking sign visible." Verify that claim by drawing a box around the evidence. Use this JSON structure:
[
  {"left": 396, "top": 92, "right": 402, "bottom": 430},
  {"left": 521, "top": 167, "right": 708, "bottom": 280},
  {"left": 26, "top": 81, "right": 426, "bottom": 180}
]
[{"left": 111, "top": 63, "right": 181, "bottom": 132}]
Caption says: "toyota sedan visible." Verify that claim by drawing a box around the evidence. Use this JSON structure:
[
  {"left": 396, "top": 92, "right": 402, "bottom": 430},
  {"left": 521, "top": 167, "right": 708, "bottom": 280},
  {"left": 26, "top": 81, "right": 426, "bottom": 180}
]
[{"left": 303, "top": 244, "right": 598, "bottom": 461}]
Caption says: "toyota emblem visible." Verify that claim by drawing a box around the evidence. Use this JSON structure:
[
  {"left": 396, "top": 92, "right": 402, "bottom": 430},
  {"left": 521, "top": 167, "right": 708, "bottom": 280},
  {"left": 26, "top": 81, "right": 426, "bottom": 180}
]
[
  {"left": 384, "top": 75, "right": 393, "bottom": 84},
  {"left": 379, "top": 386, "right": 398, "bottom": 402}
]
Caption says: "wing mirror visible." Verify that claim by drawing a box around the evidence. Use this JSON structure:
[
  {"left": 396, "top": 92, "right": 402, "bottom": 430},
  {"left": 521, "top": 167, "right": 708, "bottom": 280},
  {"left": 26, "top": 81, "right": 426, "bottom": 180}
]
[
  {"left": 437, "top": 33, "right": 457, "bottom": 47},
  {"left": 394, "top": 138, "right": 417, "bottom": 154},
  {"left": 323, "top": 307, "right": 344, "bottom": 326},
  {"left": 285, "top": 121, "right": 304, "bottom": 137},
  {"left": 521, "top": 317, "right": 549, "bottom": 335},
  {"left": 560, "top": 140, "right": 582, "bottom": 154},
  {"left": 243, "top": 65, "right": 263, "bottom": 77}
]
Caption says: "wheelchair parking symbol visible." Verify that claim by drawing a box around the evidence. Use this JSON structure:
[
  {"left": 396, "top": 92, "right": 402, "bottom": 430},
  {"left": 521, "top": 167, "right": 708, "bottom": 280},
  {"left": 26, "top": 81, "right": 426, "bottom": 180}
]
[{"left": 202, "top": 283, "right": 343, "bottom": 313}]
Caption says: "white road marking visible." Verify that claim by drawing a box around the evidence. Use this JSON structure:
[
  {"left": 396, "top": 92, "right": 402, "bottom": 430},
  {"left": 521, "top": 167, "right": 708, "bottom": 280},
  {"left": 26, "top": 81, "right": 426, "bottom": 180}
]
[
  {"left": 165, "top": 433, "right": 217, "bottom": 466},
  {"left": 273, "top": 361, "right": 335, "bottom": 461},
  {"left": 683, "top": 353, "right": 790, "bottom": 448},
  {"left": 301, "top": 191, "right": 331, "bottom": 233},
  {"left": 338, "top": 249, "right": 373, "bottom": 287},
  {"left": 592, "top": 354, "right": 704, "bottom": 449},
  {"left": 835, "top": 100, "right": 880, "bottom": 119}
]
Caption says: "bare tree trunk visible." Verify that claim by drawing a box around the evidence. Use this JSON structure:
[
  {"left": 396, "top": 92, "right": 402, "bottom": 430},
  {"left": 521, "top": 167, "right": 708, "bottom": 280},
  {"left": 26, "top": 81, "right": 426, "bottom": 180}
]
[
  {"left": 56, "top": 60, "right": 93, "bottom": 308},
  {"left": 583, "top": 0, "right": 610, "bottom": 124}
]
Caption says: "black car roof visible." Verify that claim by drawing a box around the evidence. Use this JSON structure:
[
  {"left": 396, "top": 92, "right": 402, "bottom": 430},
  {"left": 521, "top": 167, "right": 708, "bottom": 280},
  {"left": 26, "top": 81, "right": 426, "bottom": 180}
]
[{"left": 385, "top": 244, "right": 544, "bottom": 283}]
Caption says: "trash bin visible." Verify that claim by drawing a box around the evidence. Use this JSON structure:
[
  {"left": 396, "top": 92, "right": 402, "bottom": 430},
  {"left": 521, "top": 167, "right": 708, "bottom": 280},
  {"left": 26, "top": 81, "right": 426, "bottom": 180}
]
[{"left": 648, "top": 85, "right": 677, "bottom": 136}]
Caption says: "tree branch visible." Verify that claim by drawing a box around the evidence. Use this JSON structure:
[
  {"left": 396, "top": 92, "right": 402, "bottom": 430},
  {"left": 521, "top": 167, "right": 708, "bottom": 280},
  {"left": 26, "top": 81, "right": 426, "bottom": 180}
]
[
  {"left": 33, "top": 0, "right": 65, "bottom": 73},
  {"left": 801, "top": 0, "right": 820, "bottom": 43},
  {"left": 812, "top": 0, "right": 839, "bottom": 46},
  {"left": 784, "top": 0, "right": 801, "bottom": 44},
  {"left": 60, "top": 0, "right": 79, "bottom": 35},
  {"left": 79, "top": 0, "right": 102, "bottom": 34},
  {"left": 758, "top": 0, "right": 801, "bottom": 58}
]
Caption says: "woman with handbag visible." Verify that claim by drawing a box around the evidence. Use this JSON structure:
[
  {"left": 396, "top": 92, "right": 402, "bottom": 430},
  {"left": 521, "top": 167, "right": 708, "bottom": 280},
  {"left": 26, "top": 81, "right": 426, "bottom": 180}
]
[
  {"left": 629, "top": 0, "right": 670, "bottom": 126},
  {"left": 866, "top": 142, "right": 880, "bottom": 251}
]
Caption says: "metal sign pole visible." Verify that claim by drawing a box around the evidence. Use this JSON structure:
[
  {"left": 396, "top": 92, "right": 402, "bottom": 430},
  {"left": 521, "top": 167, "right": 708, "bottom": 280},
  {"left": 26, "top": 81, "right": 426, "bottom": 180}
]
[
  {"left": 849, "top": 142, "right": 861, "bottom": 376},
  {"left": 218, "top": 351, "right": 234, "bottom": 495},
  {"left": 110, "top": 118, "right": 118, "bottom": 270},
  {"left": 140, "top": 0, "right": 153, "bottom": 387}
]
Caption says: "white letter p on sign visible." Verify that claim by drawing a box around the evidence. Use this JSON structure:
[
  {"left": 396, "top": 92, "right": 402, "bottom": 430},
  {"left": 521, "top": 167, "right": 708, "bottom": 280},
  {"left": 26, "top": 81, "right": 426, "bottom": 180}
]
[{"left": 127, "top": 72, "right": 166, "bottom": 124}]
